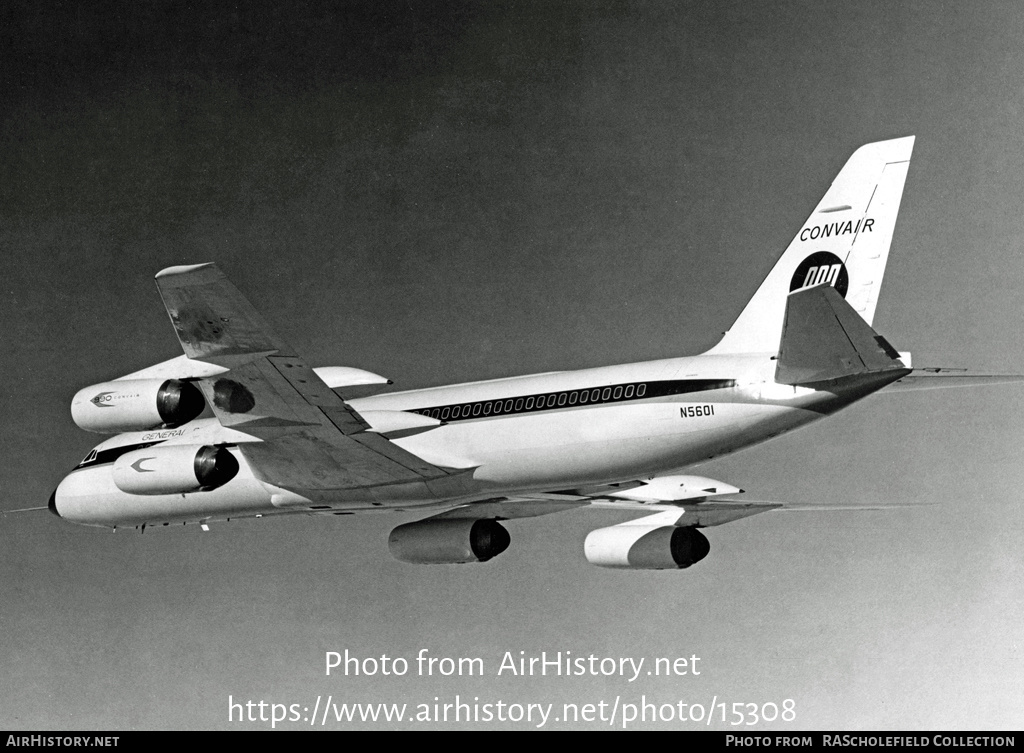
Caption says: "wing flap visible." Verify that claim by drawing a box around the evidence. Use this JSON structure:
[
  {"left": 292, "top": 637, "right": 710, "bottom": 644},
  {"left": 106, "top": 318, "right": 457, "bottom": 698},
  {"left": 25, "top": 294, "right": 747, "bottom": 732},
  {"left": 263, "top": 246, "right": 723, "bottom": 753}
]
[
  {"left": 197, "top": 359, "right": 323, "bottom": 430},
  {"left": 238, "top": 430, "right": 437, "bottom": 490}
]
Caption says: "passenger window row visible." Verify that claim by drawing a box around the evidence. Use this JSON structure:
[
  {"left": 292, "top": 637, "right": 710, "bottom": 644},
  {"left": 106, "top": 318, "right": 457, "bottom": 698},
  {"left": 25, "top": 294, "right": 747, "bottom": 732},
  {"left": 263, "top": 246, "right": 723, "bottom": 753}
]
[{"left": 413, "top": 383, "right": 649, "bottom": 421}]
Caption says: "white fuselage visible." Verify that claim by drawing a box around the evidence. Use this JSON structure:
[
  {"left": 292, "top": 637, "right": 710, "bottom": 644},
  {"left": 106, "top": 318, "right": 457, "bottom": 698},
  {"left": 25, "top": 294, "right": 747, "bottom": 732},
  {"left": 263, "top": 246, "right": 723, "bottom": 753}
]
[{"left": 52, "top": 351, "right": 853, "bottom": 528}]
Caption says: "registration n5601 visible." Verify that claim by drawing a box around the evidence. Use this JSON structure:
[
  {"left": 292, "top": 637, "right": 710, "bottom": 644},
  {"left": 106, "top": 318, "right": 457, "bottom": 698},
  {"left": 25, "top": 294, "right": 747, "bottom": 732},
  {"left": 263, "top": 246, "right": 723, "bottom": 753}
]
[{"left": 680, "top": 405, "right": 715, "bottom": 418}]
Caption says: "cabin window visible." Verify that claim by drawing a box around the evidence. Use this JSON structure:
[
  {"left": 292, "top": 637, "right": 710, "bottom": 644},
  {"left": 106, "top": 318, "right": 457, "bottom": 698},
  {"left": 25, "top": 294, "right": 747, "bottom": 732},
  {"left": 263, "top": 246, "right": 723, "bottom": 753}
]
[
  {"left": 525, "top": 397, "right": 535, "bottom": 410},
  {"left": 515, "top": 398, "right": 524, "bottom": 411},
  {"left": 441, "top": 407, "right": 450, "bottom": 419},
  {"left": 613, "top": 386, "right": 622, "bottom": 399},
  {"left": 569, "top": 392, "right": 578, "bottom": 405},
  {"left": 504, "top": 399, "right": 514, "bottom": 412},
  {"left": 558, "top": 393, "right": 567, "bottom": 406},
  {"left": 637, "top": 384, "right": 647, "bottom": 397},
  {"left": 483, "top": 402, "right": 492, "bottom": 415},
  {"left": 625, "top": 385, "right": 634, "bottom": 398},
  {"left": 547, "top": 394, "right": 556, "bottom": 407}
]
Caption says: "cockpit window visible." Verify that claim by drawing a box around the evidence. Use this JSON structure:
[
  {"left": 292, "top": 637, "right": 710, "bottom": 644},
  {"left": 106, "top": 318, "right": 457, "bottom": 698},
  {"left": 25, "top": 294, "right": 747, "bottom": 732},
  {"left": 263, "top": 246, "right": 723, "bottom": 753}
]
[{"left": 82, "top": 449, "right": 97, "bottom": 464}]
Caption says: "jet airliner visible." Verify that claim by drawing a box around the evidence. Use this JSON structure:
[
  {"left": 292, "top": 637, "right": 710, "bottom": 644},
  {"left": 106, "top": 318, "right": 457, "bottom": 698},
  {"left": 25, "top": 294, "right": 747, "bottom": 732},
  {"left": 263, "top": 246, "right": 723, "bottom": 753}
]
[{"left": 48, "top": 136, "right": 1016, "bottom": 569}]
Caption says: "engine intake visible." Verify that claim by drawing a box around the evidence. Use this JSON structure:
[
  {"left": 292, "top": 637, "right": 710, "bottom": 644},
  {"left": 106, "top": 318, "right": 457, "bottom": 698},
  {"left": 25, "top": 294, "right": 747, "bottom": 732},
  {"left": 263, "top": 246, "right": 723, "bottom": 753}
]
[
  {"left": 584, "top": 525, "right": 710, "bottom": 570},
  {"left": 112, "top": 444, "right": 239, "bottom": 495},
  {"left": 388, "top": 519, "right": 510, "bottom": 564},
  {"left": 72, "top": 379, "right": 206, "bottom": 433}
]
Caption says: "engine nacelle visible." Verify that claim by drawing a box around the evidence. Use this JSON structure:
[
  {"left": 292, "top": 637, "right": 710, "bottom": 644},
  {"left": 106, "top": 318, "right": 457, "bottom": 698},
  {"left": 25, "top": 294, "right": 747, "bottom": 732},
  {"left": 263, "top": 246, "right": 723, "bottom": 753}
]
[
  {"left": 584, "top": 525, "right": 710, "bottom": 570},
  {"left": 388, "top": 519, "right": 510, "bottom": 564},
  {"left": 112, "top": 444, "right": 239, "bottom": 495},
  {"left": 72, "top": 379, "right": 206, "bottom": 433}
]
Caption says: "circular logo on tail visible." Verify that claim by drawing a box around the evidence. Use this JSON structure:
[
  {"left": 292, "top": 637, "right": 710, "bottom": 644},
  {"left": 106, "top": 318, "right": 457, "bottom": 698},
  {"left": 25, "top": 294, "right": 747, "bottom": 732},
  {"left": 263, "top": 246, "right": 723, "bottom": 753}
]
[{"left": 790, "top": 252, "right": 849, "bottom": 297}]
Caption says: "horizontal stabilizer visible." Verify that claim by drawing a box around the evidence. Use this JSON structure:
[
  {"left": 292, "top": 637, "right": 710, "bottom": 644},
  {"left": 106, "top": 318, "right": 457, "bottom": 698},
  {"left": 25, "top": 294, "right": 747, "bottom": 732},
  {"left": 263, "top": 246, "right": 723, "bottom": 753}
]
[
  {"left": 882, "top": 368, "right": 1024, "bottom": 392},
  {"left": 776, "top": 283, "right": 906, "bottom": 385}
]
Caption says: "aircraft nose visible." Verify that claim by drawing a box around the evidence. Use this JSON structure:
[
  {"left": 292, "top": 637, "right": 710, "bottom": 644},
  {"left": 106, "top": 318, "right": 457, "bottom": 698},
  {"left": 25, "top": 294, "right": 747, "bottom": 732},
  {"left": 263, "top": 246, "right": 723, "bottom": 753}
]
[{"left": 47, "top": 487, "right": 61, "bottom": 517}]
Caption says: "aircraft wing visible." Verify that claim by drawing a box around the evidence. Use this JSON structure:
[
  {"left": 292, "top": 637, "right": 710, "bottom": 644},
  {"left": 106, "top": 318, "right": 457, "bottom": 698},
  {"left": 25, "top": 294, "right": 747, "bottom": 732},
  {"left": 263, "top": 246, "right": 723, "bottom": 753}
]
[
  {"left": 154, "top": 264, "right": 451, "bottom": 491},
  {"left": 425, "top": 494, "right": 781, "bottom": 527},
  {"left": 419, "top": 473, "right": 925, "bottom": 528},
  {"left": 421, "top": 476, "right": 782, "bottom": 527}
]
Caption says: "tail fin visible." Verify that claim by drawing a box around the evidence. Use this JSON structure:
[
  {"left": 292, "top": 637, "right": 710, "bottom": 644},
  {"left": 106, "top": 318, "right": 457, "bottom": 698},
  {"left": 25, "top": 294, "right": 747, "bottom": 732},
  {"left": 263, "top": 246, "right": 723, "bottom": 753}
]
[{"left": 706, "top": 136, "right": 915, "bottom": 355}]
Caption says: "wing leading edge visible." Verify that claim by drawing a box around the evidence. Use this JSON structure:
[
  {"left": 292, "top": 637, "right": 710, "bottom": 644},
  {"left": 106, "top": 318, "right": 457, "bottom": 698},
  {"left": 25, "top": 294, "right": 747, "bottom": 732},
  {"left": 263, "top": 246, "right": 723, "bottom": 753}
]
[
  {"left": 154, "top": 263, "right": 455, "bottom": 493},
  {"left": 421, "top": 475, "right": 782, "bottom": 528}
]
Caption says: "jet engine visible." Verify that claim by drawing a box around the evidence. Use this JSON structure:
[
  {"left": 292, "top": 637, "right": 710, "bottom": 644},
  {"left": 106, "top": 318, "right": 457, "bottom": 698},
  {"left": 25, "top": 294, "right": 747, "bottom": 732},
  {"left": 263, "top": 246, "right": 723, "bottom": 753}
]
[
  {"left": 111, "top": 444, "right": 239, "bottom": 495},
  {"left": 72, "top": 379, "right": 206, "bottom": 433},
  {"left": 388, "top": 519, "right": 510, "bottom": 564},
  {"left": 584, "top": 524, "right": 710, "bottom": 570}
]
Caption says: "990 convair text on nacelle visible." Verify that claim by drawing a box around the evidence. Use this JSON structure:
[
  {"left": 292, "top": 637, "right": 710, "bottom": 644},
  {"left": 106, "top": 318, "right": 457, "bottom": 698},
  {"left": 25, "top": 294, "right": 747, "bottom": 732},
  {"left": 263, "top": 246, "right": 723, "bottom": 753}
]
[{"left": 50, "top": 137, "right": 1020, "bottom": 569}]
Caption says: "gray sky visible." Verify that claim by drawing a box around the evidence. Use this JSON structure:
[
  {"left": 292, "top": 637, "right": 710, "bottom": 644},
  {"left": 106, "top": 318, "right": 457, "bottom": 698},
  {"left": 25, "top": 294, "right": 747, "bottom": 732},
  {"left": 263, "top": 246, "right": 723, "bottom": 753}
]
[{"left": 2, "top": 1, "right": 1023, "bottom": 730}]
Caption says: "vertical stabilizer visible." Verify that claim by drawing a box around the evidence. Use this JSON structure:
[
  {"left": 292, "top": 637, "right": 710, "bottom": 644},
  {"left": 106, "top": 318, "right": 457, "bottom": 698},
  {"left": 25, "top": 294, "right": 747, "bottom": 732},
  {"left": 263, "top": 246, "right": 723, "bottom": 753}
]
[{"left": 707, "top": 136, "right": 914, "bottom": 355}]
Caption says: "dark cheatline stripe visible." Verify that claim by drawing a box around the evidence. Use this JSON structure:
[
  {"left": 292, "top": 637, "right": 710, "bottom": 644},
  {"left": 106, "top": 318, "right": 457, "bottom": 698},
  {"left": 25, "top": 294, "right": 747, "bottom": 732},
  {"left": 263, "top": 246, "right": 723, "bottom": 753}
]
[
  {"left": 646, "top": 379, "right": 736, "bottom": 399},
  {"left": 75, "top": 440, "right": 165, "bottom": 470},
  {"left": 411, "top": 379, "right": 737, "bottom": 423}
]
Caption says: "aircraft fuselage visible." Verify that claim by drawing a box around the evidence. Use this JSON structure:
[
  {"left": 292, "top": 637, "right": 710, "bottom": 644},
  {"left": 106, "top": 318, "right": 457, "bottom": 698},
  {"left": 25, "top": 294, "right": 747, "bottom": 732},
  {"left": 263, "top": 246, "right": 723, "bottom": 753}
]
[{"left": 51, "top": 352, "right": 907, "bottom": 528}]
